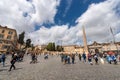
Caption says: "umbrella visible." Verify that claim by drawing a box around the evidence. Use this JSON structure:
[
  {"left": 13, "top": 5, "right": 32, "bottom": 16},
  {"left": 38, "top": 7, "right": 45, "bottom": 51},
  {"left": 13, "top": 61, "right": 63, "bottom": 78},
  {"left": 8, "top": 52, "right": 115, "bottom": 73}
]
[{"left": 107, "top": 51, "right": 114, "bottom": 55}]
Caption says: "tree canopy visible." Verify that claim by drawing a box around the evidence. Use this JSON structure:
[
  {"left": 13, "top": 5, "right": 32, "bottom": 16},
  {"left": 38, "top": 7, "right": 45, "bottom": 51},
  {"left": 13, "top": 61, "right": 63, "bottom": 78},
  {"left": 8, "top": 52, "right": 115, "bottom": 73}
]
[
  {"left": 25, "top": 39, "right": 31, "bottom": 48},
  {"left": 56, "top": 45, "right": 63, "bottom": 52},
  {"left": 46, "top": 42, "right": 55, "bottom": 51},
  {"left": 18, "top": 31, "right": 25, "bottom": 45}
]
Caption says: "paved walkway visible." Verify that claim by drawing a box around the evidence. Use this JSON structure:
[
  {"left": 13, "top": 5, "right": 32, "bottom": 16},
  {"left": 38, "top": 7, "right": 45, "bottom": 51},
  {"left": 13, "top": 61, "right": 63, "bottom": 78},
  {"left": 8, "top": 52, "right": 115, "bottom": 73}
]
[{"left": 0, "top": 55, "right": 120, "bottom": 80}]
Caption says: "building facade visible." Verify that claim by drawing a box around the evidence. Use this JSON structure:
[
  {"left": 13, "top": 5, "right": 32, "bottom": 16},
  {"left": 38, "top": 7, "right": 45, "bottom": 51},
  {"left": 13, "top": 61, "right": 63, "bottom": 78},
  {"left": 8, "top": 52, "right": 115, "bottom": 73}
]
[
  {"left": 88, "top": 41, "right": 120, "bottom": 53},
  {"left": 63, "top": 45, "right": 84, "bottom": 54},
  {"left": 63, "top": 41, "right": 120, "bottom": 54},
  {"left": 0, "top": 25, "right": 17, "bottom": 52}
]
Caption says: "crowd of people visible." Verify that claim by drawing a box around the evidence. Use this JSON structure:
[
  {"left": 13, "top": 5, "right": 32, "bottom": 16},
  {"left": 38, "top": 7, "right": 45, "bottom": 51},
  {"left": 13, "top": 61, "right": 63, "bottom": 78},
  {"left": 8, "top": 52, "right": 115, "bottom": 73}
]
[
  {"left": 0, "top": 51, "right": 25, "bottom": 71},
  {"left": 60, "top": 51, "right": 120, "bottom": 65},
  {"left": 0, "top": 50, "right": 120, "bottom": 72}
]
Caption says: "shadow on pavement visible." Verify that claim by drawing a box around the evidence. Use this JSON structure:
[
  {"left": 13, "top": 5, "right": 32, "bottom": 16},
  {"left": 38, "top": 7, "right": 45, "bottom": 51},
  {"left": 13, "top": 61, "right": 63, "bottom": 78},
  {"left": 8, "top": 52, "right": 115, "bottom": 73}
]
[
  {"left": 0, "top": 69, "right": 8, "bottom": 72},
  {"left": 4, "top": 65, "right": 11, "bottom": 67},
  {"left": 15, "top": 68, "right": 23, "bottom": 70}
]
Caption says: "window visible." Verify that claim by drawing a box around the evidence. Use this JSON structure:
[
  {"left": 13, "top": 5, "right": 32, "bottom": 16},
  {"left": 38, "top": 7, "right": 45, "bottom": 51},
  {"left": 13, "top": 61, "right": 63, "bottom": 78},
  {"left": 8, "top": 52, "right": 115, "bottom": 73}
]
[
  {"left": 107, "top": 48, "right": 110, "bottom": 50},
  {"left": 0, "top": 34, "right": 4, "bottom": 39},
  {"left": 8, "top": 31, "right": 13, "bottom": 34},
  {"left": 0, "top": 40, "right": 2, "bottom": 43},
  {"left": 119, "top": 47, "right": 120, "bottom": 50},
  {"left": 14, "top": 36, "right": 17, "bottom": 39},
  {"left": 7, "top": 35, "right": 11, "bottom": 40},
  {"left": 2, "top": 30, "right": 5, "bottom": 33},
  {"left": 2, "top": 45, "right": 8, "bottom": 49},
  {"left": 5, "top": 41, "right": 11, "bottom": 44}
]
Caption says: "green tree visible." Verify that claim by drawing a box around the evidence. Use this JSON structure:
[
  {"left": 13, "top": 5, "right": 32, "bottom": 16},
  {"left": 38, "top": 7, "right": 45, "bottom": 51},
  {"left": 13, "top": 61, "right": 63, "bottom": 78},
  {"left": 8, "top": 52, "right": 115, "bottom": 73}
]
[
  {"left": 46, "top": 42, "right": 55, "bottom": 51},
  {"left": 31, "top": 44, "right": 35, "bottom": 50},
  {"left": 25, "top": 39, "right": 31, "bottom": 48},
  {"left": 52, "top": 43, "right": 55, "bottom": 51},
  {"left": 18, "top": 31, "right": 25, "bottom": 49},
  {"left": 56, "top": 45, "right": 63, "bottom": 52}
]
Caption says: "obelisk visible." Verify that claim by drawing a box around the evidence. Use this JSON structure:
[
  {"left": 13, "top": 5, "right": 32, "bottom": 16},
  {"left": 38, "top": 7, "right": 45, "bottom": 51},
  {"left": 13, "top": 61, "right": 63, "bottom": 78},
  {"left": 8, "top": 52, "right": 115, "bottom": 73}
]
[{"left": 82, "top": 26, "right": 88, "bottom": 54}]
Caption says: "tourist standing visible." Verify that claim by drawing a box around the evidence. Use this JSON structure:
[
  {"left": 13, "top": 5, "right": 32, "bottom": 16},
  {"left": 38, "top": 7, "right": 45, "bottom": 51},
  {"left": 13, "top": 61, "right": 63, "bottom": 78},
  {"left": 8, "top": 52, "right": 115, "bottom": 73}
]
[
  {"left": 67, "top": 55, "right": 71, "bottom": 64},
  {"left": 78, "top": 54, "right": 81, "bottom": 61},
  {"left": 30, "top": 52, "right": 36, "bottom": 63},
  {"left": 99, "top": 53, "right": 104, "bottom": 64},
  {"left": 60, "top": 53, "right": 64, "bottom": 62},
  {"left": 0, "top": 54, "right": 1, "bottom": 63},
  {"left": 1, "top": 52, "right": 6, "bottom": 67},
  {"left": 71, "top": 54, "right": 75, "bottom": 64},
  {"left": 94, "top": 53, "right": 99, "bottom": 64},
  {"left": 82, "top": 52, "right": 86, "bottom": 62},
  {"left": 119, "top": 55, "right": 120, "bottom": 62},
  {"left": 88, "top": 53, "right": 93, "bottom": 65},
  {"left": 64, "top": 54, "right": 68, "bottom": 64},
  {"left": 111, "top": 54, "right": 117, "bottom": 64}
]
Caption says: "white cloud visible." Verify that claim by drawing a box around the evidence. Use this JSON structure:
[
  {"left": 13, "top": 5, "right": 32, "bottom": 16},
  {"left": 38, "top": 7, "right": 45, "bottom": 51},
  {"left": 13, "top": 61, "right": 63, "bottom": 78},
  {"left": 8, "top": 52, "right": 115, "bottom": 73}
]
[
  {"left": 0, "top": 0, "right": 35, "bottom": 33},
  {"left": 29, "top": 24, "right": 83, "bottom": 45},
  {"left": 0, "top": 0, "right": 120, "bottom": 46},
  {"left": 115, "top": 32, "right": 120, "bottom": 41},
  {"left": 76, "top": 0, "right": 120, "bottom": 43},
  {"left": 63, "top": 0, "right": 73, "bottom": 17},
  {"left": 31, "top": 0, "right": 60, "bottom": 24},
  {"left": 30, "top": 0, "right": 120, "bottom": 45},
  {"left": 0, "top": 0, "right": 60, "bottom": 33}
]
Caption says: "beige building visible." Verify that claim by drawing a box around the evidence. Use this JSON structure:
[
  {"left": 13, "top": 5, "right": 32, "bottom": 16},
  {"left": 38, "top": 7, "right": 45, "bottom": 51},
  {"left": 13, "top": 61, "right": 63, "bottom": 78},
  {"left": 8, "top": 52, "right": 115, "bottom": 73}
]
[
  {"left": 88, "top": 41, "right": 120, "bottom": 53},
  {"left": 33, "top": 45, "right": 47, "bottom": 53},
  {"left": 35, "top": 45, "right": 47, "bottom": 51},
  {"left": 63, "top": 45, "right": 84, "bottom": 54},
  {"left": 88, "top": 41, "right": 103, "bottom": 53},
  {"left": 63, "top": 41, "right": 120, "bottom": 54},
  {"left": 0, "top": 25, "right": 17, "bottom": 52}
]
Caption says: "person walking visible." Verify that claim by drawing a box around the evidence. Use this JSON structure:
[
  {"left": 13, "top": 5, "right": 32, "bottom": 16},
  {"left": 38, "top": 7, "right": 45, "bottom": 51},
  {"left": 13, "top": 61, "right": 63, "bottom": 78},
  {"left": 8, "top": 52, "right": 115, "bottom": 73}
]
[
  {"left": 1, "top": 52, "right": 6, "bottom": 67},
  {"left": 9, "top": 54, "right": 17, "bottom": 71},
  {"left": 60, "top": 53, "right": 64, "bottom": 62},
  {"left": 30, "top": 52, "right": 36, "bottom": 63},
  {"left": 71, "top": 54, "right": 75, "bottom": 64}
]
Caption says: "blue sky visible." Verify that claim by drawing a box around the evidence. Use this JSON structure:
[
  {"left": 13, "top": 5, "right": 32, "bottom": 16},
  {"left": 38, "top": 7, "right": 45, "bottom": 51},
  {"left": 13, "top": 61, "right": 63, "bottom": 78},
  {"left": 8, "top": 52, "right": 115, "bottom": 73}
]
[
  {"left": 0, "top": 0, "right": 120, "bottom": 45},
  {"left": 35, "top": 0, "right": 106, "bottom": 29},
  {"left": 54, "top": 0, "right": 105, "bottom": 27}
]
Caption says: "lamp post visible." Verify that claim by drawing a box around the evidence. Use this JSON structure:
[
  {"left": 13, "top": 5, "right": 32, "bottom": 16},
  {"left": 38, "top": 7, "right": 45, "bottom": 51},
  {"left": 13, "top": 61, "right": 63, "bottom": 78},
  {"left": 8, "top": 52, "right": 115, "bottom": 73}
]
[
  {"left": 59, "top": 40, "right": 63, "bottom": 52},
  {"left": 110, "top": 27, "right": 119, "bottom": 53}
]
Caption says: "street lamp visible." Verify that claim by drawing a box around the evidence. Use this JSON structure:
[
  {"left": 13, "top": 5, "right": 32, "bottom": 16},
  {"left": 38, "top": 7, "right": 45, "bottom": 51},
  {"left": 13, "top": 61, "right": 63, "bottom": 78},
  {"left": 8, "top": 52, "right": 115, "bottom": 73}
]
[{"left": 110, "top": 27, "right": 119, "bottom": 53}]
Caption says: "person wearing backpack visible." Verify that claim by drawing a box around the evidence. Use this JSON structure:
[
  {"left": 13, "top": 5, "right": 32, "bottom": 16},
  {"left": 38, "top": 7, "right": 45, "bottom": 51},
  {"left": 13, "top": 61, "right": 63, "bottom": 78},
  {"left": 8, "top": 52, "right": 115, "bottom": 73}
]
[{"left": 94, "top": 53, "right": 99, "bottom": 65}]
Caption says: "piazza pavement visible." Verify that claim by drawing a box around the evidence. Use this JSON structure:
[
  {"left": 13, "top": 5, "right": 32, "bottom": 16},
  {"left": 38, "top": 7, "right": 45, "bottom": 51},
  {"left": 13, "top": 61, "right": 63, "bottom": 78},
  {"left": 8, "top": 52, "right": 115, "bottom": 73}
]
[{"left": 0, "top": 54, "right": 120, "bottom": 80}]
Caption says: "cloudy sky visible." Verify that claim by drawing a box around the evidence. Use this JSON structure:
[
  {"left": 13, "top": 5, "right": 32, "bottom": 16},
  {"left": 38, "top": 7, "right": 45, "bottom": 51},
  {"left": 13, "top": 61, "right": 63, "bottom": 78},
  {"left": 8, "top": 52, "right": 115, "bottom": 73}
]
[{"left": 0, "top": 0, "right": 120, "bottom": 45}]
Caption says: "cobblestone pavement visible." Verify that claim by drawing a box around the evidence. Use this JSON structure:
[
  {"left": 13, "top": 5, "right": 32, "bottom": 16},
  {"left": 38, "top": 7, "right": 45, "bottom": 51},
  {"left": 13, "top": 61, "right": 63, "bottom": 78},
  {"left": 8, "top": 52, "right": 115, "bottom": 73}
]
[{"left": 0, "top": 55, "right": 120, "bottom": 80}]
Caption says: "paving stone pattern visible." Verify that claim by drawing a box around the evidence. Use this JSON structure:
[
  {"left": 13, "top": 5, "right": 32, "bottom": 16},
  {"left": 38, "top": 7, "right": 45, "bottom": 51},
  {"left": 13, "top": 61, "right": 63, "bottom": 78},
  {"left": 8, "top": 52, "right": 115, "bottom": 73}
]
[{"left": 0, "top": 55, "right": 120, "bottom": 80}]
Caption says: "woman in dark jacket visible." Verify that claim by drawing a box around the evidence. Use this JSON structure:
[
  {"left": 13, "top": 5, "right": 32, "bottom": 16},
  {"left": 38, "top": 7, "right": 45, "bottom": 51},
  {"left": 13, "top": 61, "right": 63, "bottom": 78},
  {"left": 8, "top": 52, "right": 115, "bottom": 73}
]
[{"left": 9, "top": 54, "right": 17, "bottom": 71}]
